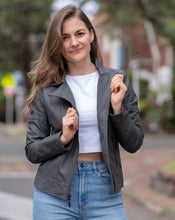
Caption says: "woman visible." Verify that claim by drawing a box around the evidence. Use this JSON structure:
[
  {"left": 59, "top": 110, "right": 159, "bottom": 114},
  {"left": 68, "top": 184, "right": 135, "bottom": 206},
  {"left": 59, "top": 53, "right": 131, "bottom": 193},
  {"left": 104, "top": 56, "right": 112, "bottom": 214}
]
[{"left": 25, "top": 4, "right": 144, "bottom": 220}]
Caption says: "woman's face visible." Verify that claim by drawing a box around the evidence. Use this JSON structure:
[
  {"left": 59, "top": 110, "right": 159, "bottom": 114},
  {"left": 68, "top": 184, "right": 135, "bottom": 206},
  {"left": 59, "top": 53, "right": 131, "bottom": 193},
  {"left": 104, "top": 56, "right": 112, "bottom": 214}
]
[{"left": 61, "top": 16, "right": 94, "bottom": 66}]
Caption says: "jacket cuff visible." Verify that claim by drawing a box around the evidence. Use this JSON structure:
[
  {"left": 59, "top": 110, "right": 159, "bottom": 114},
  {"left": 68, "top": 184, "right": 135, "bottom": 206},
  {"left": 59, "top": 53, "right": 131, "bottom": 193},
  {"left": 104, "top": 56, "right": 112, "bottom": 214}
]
[
  {"left": 109, "top": 106, "right": 131, "bottom": 134},
  {"left": 57, "top": 131, "right": 73, "bottom": 152},
  {"left": 109, "top": 106, "right": 126, "bottom": 118}
]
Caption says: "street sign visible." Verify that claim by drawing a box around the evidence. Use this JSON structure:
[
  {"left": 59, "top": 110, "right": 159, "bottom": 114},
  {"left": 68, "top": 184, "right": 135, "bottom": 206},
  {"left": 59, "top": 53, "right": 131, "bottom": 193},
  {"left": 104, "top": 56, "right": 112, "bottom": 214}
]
[
  {"left": 3, "top": 87, "right": 16, "bottom": 98},
  {"left": 1, "top": 73, "right": 17, "bottom": 89},
  {"left": 1, "top": 73, "right": 17, "bottom": 123}
]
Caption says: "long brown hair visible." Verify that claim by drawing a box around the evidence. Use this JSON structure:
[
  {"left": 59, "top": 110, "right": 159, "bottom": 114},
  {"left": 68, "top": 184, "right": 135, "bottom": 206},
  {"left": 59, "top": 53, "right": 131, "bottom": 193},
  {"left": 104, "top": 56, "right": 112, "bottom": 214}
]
[{"left": 25, "top": 4, "right": 102, "bottom": 114}]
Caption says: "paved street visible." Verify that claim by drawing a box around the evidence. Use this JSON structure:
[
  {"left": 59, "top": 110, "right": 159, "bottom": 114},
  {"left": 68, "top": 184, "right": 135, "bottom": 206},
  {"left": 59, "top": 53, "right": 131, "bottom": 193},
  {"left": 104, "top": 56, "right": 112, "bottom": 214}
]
[
  {"left": 0, "top": 131, "right": 174, "bottom": 220},
  {"left": 121, "top": 133, "right": 175, "bottom": 220},
  {"left": 0, "top": 134, "right": 37, "bottom": 219}
]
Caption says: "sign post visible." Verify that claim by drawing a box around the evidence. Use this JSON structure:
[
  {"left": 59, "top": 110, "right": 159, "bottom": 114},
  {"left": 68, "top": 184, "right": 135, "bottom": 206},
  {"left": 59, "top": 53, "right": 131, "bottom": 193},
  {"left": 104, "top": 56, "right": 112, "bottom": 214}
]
[{"left": 1, "top": 73, "right": 17, "bottom": 123}]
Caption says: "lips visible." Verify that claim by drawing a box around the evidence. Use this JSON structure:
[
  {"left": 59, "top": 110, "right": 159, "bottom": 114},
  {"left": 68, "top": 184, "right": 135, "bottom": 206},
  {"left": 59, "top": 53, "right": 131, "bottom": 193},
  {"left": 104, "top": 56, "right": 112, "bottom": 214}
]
[{"left": 70, "top": 48, "right": 82, "bottom": 54}]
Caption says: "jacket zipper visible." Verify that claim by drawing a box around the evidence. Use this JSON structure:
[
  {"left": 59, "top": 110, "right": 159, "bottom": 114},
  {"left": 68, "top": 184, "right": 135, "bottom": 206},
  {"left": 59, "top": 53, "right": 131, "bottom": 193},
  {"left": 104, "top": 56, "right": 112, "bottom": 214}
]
[
  {"left": 67, "top": 132, "right": 79, "bottom": 208},
  {"left": 68, "top": 194, "right": 71, "bottom": 207}
]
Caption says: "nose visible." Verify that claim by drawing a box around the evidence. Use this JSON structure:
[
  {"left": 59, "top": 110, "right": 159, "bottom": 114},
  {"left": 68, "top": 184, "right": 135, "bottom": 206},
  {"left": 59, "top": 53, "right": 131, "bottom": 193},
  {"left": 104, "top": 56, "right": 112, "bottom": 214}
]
[{"left": 71, "top": 36, "right": 78, "bottom": 47}]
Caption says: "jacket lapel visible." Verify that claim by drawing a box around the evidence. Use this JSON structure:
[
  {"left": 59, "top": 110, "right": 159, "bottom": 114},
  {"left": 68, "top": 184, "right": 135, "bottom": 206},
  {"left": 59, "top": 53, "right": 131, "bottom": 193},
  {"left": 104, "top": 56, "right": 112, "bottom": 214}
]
[
  {"left": 96, "top": 59, "right": 113, "bottom": 119},
  {"left": 97, "top": 73, "right": 112, "bottom": 151},
  {"left": 96, "top": 60, "right": 114, "bottom": 154},
  {"left": 49, "top": 76, "right": 77, "bottom": 109}
]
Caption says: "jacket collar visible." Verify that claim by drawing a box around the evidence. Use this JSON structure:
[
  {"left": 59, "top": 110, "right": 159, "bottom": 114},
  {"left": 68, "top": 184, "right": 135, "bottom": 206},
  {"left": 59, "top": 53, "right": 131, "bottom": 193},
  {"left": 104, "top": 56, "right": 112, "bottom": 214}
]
[
  {"left": 49, "top": 74, "right": 76, "bottom": 108},
  {"left": 49, "top": 58, "right": 110, "bottom": 87},
  {"left": 48, "top": 58, "right": 112, "bottom": 108},
  {"left": 95, "top": 59, "right": 111, "bottom": 75}
]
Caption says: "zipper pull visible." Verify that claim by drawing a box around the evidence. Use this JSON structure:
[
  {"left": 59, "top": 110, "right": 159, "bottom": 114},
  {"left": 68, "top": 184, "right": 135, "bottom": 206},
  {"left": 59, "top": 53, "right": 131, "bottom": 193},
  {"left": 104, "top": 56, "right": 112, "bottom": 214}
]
[{"left": 68, "top": 194, "right": 71, "bottom": 207}]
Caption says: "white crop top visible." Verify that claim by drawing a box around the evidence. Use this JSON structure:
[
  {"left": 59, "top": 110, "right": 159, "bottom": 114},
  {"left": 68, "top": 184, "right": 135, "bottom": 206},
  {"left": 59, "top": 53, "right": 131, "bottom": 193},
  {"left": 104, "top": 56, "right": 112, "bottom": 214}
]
[{"left": 65, "top": 71, "right": 102, "bottom": 153}]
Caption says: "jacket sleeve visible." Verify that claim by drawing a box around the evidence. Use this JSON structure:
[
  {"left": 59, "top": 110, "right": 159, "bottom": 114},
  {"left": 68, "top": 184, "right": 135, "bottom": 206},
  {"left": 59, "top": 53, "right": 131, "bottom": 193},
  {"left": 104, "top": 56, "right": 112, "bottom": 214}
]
[
  {"left": 25, "top": 89, "right": 74, "bottom": 164},
  {"left": 109, "top": 71, "right": 144, "bottom": 153}
]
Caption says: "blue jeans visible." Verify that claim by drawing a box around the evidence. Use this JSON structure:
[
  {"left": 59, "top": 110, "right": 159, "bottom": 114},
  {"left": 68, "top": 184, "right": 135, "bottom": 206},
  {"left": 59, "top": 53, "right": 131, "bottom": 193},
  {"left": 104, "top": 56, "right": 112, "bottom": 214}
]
[{"left": 33, "top": 161, "right": 128, "bottom": 220}]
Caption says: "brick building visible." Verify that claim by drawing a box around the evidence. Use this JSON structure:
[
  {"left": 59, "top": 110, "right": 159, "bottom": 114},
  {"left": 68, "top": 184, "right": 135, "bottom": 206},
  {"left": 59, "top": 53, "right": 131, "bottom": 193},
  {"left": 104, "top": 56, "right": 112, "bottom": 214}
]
[{"left": 92, "top": 16, "right": 173, "bottom": 105}]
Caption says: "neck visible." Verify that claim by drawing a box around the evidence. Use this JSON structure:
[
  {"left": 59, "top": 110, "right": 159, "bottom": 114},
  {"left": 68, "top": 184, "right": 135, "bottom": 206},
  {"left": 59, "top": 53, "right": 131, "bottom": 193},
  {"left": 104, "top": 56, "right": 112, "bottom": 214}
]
[{"left": 66, "top": 59, "right": 97, "bottom": 76}]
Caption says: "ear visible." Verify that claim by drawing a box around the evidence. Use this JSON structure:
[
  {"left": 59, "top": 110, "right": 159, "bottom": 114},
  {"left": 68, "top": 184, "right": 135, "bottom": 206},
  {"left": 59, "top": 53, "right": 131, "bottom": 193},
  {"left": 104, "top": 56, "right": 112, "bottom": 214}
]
[{"left": 90, "top": 29, "right": 94, "bottom": 43}]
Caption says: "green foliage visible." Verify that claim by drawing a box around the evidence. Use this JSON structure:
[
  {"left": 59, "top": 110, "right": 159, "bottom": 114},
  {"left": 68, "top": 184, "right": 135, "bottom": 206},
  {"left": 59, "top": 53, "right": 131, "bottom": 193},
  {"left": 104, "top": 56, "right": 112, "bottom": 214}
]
[
  {"left": 138, "top": 79, "right": 149, "bottom": 115},
  {"left": 0, "top": 89, "right": 5, "bottom": 103},
  {"left": 163, "top": 160, "right": 175, "bottom": 172},
  {"left": 0, "top": 73, "right": 5, "bottom": 121},
  {"left": 160, "top": 101, "right": 175, "bottom": 131},
  {"left": 80, "top": 0, "right": 175, "bottom": 45},
  {"left": 139, "top": 79, "right": 148, "bottom": 100},
  {"left": 0, "top": 72, "right": 5, "bottom": 103},
  {"left": 0, "top": 0, "right": 54, "bottom": 80},
  {"left": 0, "top": 0, "right": 53, "bottom": 34},
  {"left": 145, "top": 91, "right": 160, "bottom": 123},
  {"left": 135, "top": 1, "right": 175, "bottom": 56}
]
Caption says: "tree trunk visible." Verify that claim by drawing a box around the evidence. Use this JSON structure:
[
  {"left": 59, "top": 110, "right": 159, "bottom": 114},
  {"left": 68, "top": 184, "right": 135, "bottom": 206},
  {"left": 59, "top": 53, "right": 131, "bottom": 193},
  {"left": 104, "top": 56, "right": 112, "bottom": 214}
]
[
  {"left": 21, "top": 35, "right": 32, "bottom": 95},
  {"left": 172, "top": 62, "right": 175, "bottom": 121}
]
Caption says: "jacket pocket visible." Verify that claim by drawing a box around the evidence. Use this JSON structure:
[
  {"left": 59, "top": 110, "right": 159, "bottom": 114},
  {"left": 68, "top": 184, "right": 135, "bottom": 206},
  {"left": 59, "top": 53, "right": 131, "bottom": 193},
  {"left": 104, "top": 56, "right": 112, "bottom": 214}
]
[{"left": 37, "top": 157, "right": 60, "bottom": 181}]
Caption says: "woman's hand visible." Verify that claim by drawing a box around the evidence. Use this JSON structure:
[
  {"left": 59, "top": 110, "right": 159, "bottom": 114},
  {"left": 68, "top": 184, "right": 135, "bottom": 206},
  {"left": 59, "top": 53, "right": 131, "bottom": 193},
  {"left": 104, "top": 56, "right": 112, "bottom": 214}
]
[
  {"left": 60, "top": 107, "right": 79, "bottom": 145},
  {"left": 110, "top": 74, "right": 127, "bottom": 114}
]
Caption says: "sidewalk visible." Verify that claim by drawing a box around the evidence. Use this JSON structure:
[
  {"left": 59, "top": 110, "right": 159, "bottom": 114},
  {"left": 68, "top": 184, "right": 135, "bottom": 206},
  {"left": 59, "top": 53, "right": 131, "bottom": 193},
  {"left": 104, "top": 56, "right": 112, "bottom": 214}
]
[
  {"left": 121, "top": 133, "right": 175, "bottom": 219},
  {"left": 0, "top": 123, "right": 27, "bottom": 140}
]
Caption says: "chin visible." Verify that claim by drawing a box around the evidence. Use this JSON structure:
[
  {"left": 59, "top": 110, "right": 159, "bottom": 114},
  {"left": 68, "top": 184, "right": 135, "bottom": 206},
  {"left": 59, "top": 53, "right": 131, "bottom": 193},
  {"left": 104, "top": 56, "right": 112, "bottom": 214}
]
[{"left": 68, "top": 55, "right": 89, "bottom": 64}]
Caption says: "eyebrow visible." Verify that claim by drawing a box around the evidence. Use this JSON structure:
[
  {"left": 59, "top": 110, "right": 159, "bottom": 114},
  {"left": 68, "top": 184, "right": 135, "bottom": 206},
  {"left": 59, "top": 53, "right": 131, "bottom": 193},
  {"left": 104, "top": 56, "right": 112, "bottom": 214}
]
[{"left": 62, "top": 28, "right": 87, "bottom": 35}]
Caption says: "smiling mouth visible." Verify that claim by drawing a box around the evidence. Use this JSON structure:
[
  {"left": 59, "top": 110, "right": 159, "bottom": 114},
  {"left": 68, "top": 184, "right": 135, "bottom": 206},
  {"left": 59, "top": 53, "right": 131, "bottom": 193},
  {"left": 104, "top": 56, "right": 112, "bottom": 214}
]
[{"left": 71, "top": 48, "right": 82, "bottom": 54}]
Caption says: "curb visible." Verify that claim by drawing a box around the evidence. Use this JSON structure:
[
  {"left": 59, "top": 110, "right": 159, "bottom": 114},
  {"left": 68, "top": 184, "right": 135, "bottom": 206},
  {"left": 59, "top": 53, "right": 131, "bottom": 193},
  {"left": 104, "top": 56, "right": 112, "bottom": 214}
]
[
  {"left": 123, "top": 181, "right": 175, "bottom": 220},
  {"left": 0, "top": 123, "right": 26, "bottom": 139}
]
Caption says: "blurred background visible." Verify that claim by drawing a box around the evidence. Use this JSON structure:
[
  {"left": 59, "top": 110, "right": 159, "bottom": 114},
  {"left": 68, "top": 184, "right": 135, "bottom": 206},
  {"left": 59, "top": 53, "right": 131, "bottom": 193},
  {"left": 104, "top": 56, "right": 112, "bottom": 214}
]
[
  {"left": 0, "top": 0, "right": 175, "bottom": 133},
  {"left": 0, "top": 0, "right": 175, "bottom": 220}
]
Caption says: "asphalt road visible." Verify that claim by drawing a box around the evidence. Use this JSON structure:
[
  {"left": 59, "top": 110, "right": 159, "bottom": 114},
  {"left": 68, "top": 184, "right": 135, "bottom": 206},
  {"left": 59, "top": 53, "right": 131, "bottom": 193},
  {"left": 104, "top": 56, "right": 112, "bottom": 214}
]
[{"left": 0, "top": 133, "right": 172, "bottom": 220}]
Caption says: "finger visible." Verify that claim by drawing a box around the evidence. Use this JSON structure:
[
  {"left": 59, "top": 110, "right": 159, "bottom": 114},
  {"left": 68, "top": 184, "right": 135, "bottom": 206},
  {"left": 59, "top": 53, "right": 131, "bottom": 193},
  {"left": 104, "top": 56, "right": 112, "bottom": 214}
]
[
  {"left": 111, "top": 74, "right": 123, "bottom": 86},
  {"left": 112, "top": 81, "right": 127, "bottom": 93},
  {"left": 66, "top": 109, "right": 78, "bottom": 118},
  {"left": 71, "top": 115, "right": 79, "bottom": 125},
  {"left": 118, "top": 74, "right": 124, "bottom": 81},
  {"left": 73, "top": 118, "right": 79, "bottom": 128},
  {"left": 67, "top": 107, "right": 76, "bottom": 114},
  {"left": 111, "top": 79, "right": 122, "bottom": 89},
  {"left": 111, "top": 76, "right": 123, "bottom": 86},
  {"left": 111, "top": 81, "right": 121, "bottom": 92},
  {"left": 66, "top": 112, "right": 76, "bottom": 118},
  {"left": 64, "top": 114, "right": 79, "bottom": 125},
  {"left": 72, "top": 122, "right": 79, "bottom": 131},
  {"left": 111, "top": 75, "right": 121, "bottom": 85},
  {"left": 111, "top": 75, "right": 124, "bottom": 91},
  {"left": 112, "top": 74, "right": 124, "bottom": 81},
  {"left": 63, "top": 119, "right": 76, "bottom": 128},
  {"left": 114, "top": 84, "right": 120, "bottom": 93},
  {"left": 74, "top": 114, "right": 79, "bottom": 121},
  {"left": 66, "top": 107, "right": 72, "bottom": 114}
]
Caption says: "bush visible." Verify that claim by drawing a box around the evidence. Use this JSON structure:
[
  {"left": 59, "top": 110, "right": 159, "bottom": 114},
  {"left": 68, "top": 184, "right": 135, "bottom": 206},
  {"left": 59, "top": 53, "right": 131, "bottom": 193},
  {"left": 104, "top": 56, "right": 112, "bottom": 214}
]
[{"left": 160, "top": 101, "right": 175, "bottom": 132}]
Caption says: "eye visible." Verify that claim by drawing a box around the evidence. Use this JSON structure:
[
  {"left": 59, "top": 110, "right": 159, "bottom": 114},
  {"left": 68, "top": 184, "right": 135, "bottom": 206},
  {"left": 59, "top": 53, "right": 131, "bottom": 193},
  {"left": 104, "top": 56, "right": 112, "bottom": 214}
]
[
  {"left": 62, "top": 35, "right": 69, "bottom": 41},
  {"left": 77, "top": 32, "right": 84, "bottom": 37}
]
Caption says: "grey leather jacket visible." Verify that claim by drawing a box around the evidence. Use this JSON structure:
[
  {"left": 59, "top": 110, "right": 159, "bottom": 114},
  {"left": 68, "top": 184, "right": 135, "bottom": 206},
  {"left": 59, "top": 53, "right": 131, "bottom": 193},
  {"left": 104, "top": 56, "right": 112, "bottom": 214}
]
[{"left": 25, "top": 59, "right": 144, "bottom": 201}]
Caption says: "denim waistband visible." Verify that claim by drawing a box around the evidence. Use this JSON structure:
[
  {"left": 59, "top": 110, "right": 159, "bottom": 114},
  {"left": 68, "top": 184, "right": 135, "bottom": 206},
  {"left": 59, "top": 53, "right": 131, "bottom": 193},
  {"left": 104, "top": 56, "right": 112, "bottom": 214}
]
[{"left": 76, "top": 161, "right": 105, "bottom": 171}]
